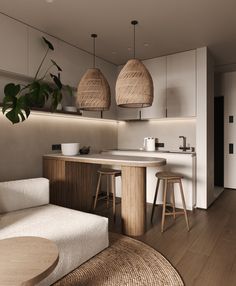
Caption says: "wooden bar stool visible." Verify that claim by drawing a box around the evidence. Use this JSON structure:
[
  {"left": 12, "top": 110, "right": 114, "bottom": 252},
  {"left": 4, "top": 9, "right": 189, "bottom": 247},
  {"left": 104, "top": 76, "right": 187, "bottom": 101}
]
[
  {"left": 151, "top": 171, "right": 190, "bottom": 232},
  {"left": 93, "top": 168, "right": 121, "bottom": 220}
]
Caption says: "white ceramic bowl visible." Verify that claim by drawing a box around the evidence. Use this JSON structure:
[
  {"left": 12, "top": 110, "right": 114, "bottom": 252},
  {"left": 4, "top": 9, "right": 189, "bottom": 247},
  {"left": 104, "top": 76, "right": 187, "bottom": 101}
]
[{"left": 61, "top": 143, "right": 80, "bottom": 156}]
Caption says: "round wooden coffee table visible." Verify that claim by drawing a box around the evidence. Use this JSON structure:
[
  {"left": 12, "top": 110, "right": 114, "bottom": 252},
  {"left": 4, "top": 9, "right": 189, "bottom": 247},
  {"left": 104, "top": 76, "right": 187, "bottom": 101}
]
[{"left": 0, "top": 236, "right": 59, "bottom": 286}]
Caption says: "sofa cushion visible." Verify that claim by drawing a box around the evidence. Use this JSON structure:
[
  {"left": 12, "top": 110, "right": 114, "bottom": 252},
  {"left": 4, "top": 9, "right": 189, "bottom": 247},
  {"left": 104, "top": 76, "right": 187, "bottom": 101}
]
[
  {"left": 0, "top": 178, "right": 49, "bottom": 213},
  {"left": 0, "top": 204, "right": 109, "bottom": 285}
]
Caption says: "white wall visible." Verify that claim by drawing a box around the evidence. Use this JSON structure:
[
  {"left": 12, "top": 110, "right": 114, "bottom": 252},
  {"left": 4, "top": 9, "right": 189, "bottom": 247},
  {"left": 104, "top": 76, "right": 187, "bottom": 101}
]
[{"left": 118, "top": 119, "right": 196, "bottom": 151}]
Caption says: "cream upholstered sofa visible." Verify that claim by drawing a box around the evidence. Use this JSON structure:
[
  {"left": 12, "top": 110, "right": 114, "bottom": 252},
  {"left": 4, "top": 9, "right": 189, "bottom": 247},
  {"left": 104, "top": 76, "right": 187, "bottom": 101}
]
[{"left": 0, "top": 177, "right": 109, "bottom": 285}]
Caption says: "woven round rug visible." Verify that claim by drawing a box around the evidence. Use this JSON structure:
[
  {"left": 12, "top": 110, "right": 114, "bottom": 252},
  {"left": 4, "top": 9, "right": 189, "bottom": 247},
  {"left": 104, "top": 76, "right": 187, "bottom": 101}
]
[{"left": 53, "top": 232, "right": 184, "bottom": 286}]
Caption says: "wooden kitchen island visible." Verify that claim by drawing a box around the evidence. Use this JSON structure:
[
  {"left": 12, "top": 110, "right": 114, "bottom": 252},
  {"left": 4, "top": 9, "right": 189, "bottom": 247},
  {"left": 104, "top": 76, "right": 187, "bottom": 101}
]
[{"left": 43, "top": 153, "right": 166, "bottom": 236}]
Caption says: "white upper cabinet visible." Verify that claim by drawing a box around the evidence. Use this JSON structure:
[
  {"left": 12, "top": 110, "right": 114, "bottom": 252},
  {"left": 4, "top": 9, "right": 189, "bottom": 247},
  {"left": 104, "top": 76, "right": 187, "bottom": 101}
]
[
  {"left": 0, "top": 14, "right": 28, "bottom": 75},
  {"left": 141, "top": 57, "right": 167, "bottom": 119},
  {"left": 166, "top": 50, "right": 196, "bottom": 117},
  {"left": 117, "top": 50, "right": 196, "bottom": 121}
]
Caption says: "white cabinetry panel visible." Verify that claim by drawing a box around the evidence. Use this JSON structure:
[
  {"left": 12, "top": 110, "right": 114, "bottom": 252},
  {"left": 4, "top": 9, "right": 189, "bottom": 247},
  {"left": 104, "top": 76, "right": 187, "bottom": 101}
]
[
  {"left": 0, "top": 13, "right": 28, "bottom": 75},
  {"left": 167, "top": 50, "right": 196, "bottom": 117},
  {"left": 141, "top": 57, "right": 167, "bottom": 119}
]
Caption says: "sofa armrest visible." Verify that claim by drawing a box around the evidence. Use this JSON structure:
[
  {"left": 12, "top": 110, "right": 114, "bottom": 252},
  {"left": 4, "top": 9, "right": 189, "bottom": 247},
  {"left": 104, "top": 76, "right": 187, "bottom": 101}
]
[{"left": 0, "top": 178, "right": 49, "bottom": 213}]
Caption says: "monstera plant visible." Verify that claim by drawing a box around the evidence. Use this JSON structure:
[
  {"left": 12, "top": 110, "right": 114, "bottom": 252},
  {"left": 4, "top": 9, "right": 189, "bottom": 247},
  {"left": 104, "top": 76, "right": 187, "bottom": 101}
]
[{"left": 2, "top": 37, "right": 72, "bottom": 124}]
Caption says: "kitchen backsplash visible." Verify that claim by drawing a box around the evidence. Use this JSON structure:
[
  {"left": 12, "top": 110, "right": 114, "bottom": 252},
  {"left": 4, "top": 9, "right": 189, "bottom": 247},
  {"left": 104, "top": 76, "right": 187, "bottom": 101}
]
[{"left": 118, "top": 119, "right": 196, "bottom": 151}]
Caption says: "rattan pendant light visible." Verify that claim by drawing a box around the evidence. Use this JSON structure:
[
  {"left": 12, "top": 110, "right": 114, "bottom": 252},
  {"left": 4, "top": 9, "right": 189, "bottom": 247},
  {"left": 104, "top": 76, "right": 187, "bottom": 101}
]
[
  {"left": 116, "top": 20, "right": 153, "bottom": 108},
  {"left": 76, "top": 34, "right": 111, "bottom": 111}
]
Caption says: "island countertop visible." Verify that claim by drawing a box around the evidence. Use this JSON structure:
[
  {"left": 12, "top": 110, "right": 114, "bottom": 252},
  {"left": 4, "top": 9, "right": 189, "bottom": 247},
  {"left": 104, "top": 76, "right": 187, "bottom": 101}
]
[
  {"left": 43, "top": 153, "right": 166, "bottom": 167},
  {"left": 102, "top": 148, "right": 196, "bottom": 155}
]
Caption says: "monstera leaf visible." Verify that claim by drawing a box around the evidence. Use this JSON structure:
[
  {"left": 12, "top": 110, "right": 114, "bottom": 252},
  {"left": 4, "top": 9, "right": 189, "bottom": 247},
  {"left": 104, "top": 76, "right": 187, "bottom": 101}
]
[
  {"left": 26, "top": 81, "right": 52, "bottom": 107},
  {"left": 3, "top": 83, "right": 30, "bottom": 123},
  {"left": 51, "top": 60, "right": 62, "bottom": 71},
  {"left": 42, "top": 36, "right": 54, "bottom": 50}
]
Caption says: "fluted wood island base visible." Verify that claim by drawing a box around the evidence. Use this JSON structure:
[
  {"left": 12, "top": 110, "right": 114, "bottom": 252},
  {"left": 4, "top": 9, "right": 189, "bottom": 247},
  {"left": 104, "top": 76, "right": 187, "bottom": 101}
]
[{"left": 43, "top": 154, "right": 166, "bottom": 236}]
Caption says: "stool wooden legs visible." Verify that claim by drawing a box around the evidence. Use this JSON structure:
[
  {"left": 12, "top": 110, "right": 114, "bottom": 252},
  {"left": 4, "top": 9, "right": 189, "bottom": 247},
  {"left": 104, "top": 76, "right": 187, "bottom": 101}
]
[
  {"left": 93, "top": 173, "right": 117, "bottom": 221},
  {"left": 170, "top": 183, "right": 176, "bottom": 220},
  {"left": 179, "top": 179, "right": 190, "bottom": 231},
  {"left": 111, "top": 175, "right": 116, "bottom": 221},
  {"left": 161, "top": 179, "right": 168, "bottom": 232},
  {"left": 151, "top": 176, "right": 190, "bottom": 232},
  {"left": 151, "top": 178, "right": 160, "bottom": 222},
  {"left": 93, "top": 173, "right": 102, "bottom": 210}
]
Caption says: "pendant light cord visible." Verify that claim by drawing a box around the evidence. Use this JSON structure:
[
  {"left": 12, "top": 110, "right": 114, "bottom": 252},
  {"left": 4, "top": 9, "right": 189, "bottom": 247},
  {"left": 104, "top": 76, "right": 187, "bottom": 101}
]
[
  {"left": 91, "top": 34, "right": 97, "bottom": 68},
  {"left": 133, "top": 24, "right": 136, "bottom": 59},
  {"left": 131, "top": 20, "right": 138, "bottom": 59}
]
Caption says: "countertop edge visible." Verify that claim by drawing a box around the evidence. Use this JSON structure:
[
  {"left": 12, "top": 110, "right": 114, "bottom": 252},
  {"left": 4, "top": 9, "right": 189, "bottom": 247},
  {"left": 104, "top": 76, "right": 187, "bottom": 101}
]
[
  {"left": 43, "top": 154, "right": 167, "bottom": 167},
  {"left": 102, "top": 149, "right": 196, "bottom": 156}
]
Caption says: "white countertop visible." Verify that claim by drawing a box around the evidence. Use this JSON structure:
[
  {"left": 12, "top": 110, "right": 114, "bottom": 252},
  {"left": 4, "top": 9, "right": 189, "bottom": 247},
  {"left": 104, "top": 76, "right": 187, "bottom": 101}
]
[
  {"left": 103, "top": 148, "right": 196, "bottom": 155},
  {"left": 44, "top": 153, "right": 166, "bottom": 167}
]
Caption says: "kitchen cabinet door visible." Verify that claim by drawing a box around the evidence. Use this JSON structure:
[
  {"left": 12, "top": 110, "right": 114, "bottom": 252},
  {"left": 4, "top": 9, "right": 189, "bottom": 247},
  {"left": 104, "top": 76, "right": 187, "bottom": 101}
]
[
  {"left": 166, "top": 50, "right": 196, "bottom": 117},
  {"left": 0, "top": 14, "right": 28, "bottom": 75},
  {"left": 28, "top": 28, "right": 60, "bottom": 80},
  {"left": 141, "top": 56, "right": 167, "bottom": 119}
]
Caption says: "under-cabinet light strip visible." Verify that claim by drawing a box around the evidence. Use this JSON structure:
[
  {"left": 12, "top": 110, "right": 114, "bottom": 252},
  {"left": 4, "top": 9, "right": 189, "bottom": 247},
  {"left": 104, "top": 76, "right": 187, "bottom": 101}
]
[
  {"left": 148, "top": 117, "right": 196, "bottom": 123},
  {"left": 31, "top": 111, "right": 121, "bottom": 124}
]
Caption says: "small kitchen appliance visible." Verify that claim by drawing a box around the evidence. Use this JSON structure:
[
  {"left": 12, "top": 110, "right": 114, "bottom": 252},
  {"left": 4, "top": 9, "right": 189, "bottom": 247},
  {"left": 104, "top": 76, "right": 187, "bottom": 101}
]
[{"left": 143, "top": 137, "right": 156, "bottom": 151}]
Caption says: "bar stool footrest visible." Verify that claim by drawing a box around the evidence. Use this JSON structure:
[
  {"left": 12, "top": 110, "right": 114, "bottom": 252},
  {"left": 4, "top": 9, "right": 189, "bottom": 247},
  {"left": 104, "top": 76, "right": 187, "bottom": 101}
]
[{"left": 165, "top": 211, "right": 185, "bottom": 216}]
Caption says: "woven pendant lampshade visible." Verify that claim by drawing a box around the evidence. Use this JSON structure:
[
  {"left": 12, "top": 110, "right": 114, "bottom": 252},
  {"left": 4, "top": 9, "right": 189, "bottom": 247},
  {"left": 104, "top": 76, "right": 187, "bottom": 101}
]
[
  {"left": 115, "top": 20, "right": 153, "bottom": 108},
  {"left": 76, "top": 68, "right": 111, "bottom": 110},
  {"left": 116, "top": 58, "right": 153, "bottom": 108},
  {"left": 76, "top": 34, "right": 111, "bottom": 111}
]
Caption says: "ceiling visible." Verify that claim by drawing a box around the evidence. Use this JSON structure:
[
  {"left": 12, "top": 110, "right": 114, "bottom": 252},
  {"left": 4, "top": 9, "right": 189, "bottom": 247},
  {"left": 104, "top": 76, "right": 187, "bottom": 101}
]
[{"left": 1, "top": 0, "right": 236, "bottom": 67}]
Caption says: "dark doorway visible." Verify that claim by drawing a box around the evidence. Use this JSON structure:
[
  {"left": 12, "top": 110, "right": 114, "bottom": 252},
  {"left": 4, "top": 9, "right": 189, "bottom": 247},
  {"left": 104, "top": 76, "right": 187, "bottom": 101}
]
[{"left": 214, "top": 96, "right": 224, "bottom": 187}]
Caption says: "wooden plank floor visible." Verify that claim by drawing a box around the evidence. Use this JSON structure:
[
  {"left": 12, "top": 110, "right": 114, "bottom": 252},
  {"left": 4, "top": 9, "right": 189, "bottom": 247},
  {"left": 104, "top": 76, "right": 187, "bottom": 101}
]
[{"left": 93, "top": 189, "right": 236, "bottom": 286}]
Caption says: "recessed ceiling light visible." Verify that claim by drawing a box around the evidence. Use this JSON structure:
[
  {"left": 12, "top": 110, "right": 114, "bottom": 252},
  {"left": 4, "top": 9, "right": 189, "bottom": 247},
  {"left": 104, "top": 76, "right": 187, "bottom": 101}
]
[
  {"left": 127, "top": 47, "right": 132, "bottom": 51},
  {"left": 144, "top": 43, "right": 149, "bottom": 47},
  {"left": 46, "top": 0, "right": 54, "bottom": 3},
  {"left": 112, "top": 51, "right": 117, "bottom": 55}
]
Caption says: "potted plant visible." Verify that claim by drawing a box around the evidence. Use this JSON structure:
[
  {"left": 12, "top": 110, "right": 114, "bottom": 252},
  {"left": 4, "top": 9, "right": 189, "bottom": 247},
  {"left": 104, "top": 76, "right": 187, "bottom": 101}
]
[{"left": 2, "top": 37, "right": 72, "bottom": 124}]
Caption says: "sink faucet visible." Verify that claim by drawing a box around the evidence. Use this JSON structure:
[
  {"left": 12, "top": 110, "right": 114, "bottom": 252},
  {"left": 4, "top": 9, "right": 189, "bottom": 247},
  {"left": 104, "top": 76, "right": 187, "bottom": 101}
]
[{"left": 179, "top": 136, "right": 190, "bottom": 151}]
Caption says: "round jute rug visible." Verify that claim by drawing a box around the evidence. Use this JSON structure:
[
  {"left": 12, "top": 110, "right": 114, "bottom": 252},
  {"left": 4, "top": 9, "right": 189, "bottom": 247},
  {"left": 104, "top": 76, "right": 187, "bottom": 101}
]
[{"left": 53, "top": 232, "right": 184, "bottom": 286}]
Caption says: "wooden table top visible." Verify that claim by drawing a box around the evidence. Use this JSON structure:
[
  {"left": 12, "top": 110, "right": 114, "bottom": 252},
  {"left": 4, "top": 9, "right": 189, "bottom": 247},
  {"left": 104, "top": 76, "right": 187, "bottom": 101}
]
[
  {"left": 0, "top": 236, "right": 59, "bottom": 286},
  {"left": 44, "top": 153, "right": 166, "bottom": 167}
]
